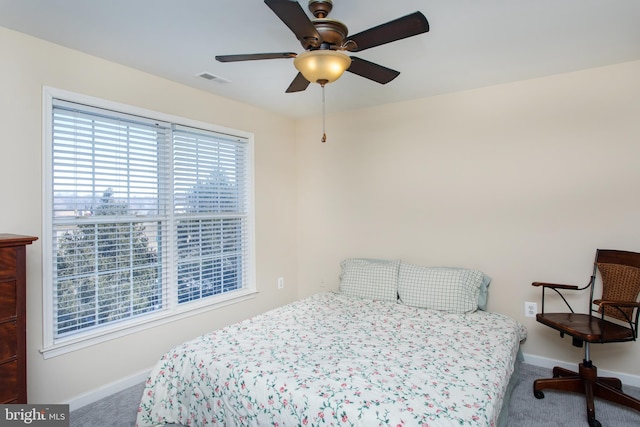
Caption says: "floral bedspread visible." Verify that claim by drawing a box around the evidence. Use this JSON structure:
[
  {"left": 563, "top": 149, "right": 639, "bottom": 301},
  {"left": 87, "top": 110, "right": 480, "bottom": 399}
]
[{"left": 136, "top": 292, "right": 527, "bottom": 427}]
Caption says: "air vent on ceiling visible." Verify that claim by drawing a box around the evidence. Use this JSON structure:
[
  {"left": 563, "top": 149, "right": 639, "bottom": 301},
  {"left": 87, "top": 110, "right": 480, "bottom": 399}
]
[{"left": 196, "top": 72, "right": 231, "bottom": 83}]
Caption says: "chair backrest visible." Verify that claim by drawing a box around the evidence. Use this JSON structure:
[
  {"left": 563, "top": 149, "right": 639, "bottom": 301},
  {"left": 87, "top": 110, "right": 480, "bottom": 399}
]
[{"left": 595, "top": 249, "right": 640, "bottom": 322}]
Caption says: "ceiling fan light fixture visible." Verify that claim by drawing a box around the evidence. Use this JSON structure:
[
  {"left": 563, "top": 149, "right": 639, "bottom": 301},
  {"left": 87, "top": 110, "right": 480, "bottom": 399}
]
[{"left": 294, "top": 50, "right": 352, "bottom": 85}]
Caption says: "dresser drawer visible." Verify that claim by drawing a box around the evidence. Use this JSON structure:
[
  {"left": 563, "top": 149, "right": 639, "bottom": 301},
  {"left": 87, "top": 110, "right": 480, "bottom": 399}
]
[
  {"left": 0, "top": 321, "right": 17, "bottom": 361},
  {"left": 0, "top": 360, "right": 18, "bottom": 403},
  {"left": 0, "top": 235, "right": 36, "bottom": 404},
  {"left": 0, "top": 280, "right": 16, "bottom": 320},
  {"left": 0, "top": 247, "right": 17, "bottom": 280}
]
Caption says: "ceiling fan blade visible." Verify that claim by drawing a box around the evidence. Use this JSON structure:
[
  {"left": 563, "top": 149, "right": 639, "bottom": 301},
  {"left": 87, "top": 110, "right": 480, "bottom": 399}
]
[
  {"left": 215, "top": 52, "right": 297, "bottom": 62},
  {"left": 265, "top": 0, "right": 321, "bottom": 48},
  {"left": 347, "top": 11, "right": 429, "bottom": 52},
  {"left": 285, "top": 72, "right": 310, "bottom": 93},
  {"left": 347, "top": 57, "right": 400, "bottom": 84}
]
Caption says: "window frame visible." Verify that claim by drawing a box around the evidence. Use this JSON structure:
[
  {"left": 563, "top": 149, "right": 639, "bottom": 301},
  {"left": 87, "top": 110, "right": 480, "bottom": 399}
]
[{"left": 41, "top": 87, "right": 256, "bottom": 359}]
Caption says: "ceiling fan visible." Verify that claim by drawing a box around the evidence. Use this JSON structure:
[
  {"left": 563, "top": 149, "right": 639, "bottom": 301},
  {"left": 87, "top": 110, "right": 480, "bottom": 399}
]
[{"left": 215, "top": 0, "right": 430, "bottom": 93}]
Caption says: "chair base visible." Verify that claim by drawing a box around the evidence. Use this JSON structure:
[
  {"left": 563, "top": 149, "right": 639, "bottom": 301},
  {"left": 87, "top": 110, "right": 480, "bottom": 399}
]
[{"left": 533, "top": 362, "right": 640, "bottom": 427}]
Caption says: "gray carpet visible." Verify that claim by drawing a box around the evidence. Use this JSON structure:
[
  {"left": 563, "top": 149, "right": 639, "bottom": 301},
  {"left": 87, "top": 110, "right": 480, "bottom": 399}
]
[{"left": 70, "top": 362, "right": 640, "bottom": 426}]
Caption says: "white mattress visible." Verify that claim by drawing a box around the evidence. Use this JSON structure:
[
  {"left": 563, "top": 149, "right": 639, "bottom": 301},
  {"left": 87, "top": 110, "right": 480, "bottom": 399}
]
[{"left": 137, "top": 292, "right": 526, "bottom": 426}]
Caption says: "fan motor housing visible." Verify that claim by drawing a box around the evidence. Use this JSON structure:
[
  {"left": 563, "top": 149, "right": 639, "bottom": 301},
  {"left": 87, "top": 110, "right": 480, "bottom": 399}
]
[{"left": 312, "top": 18, "right": 348, "bottom": 47}]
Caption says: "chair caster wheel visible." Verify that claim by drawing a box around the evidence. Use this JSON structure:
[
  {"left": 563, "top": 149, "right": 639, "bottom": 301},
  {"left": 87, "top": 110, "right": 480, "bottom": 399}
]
[
  {"left": 588, "top": 419, "right": 601, "bottom": 427},
  {"left": 534, "top": 390, "right": 544, "bottom": 399}
]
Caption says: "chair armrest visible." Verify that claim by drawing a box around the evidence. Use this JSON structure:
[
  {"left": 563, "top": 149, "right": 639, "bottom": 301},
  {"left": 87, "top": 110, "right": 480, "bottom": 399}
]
[
  {"left": 532, "top": 282, "right": 579, "bottom": 290},
  {"left": 593, "top": 299, "right": 640, "bottom": 308}
]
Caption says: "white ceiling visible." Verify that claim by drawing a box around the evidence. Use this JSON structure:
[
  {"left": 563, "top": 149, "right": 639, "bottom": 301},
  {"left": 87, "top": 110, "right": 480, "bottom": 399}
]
[{"left": 2, "top": 0, "right": 639, "bottom": 118}]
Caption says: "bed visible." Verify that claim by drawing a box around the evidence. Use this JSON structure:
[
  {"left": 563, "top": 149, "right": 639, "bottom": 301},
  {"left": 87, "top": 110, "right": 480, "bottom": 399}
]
[{"left": 136, "top": 259, "right": 526, "bottom": 427}]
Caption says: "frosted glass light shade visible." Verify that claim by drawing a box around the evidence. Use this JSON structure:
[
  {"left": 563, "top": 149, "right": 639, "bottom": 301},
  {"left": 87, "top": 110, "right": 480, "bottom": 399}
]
[{"left": 293, "top": 50, "right": 352, "bottom": 84}]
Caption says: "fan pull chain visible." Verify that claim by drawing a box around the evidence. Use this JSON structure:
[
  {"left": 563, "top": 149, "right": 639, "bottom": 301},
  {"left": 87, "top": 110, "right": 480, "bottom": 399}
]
[{"left": 321, "top": 83, "right": 327, "bottom": 143}]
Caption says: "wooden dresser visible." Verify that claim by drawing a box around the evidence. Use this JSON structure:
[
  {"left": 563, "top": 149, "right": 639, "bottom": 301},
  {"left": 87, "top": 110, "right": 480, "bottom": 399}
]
[{"left": 0, "top": 234, "right": 37, "bottom": 404}]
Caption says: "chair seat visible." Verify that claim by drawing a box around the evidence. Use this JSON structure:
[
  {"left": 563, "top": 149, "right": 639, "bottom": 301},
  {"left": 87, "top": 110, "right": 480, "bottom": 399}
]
[{"left": 536, "top": 313, "right": 635, "bottom": 343}]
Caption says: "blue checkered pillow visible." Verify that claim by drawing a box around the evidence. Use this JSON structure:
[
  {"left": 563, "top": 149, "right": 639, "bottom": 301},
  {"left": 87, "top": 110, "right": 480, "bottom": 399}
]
[
  {"left": 339, "top": 258, "right": 400, "bottom": 302},
  {"left": 398, "top": 263, "right": 485, "bottom": 313}
]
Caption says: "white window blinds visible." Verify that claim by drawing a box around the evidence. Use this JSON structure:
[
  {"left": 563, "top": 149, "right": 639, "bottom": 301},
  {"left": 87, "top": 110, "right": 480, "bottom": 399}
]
[
  {"left": 172, "top": 126, "right": 251, "bottom": 304},
  {"left": 48, "top": 97, "right": 253, "bottom": 342}
]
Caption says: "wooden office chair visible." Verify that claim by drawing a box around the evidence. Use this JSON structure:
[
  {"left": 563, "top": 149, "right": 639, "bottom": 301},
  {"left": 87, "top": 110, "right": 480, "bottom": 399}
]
[{"left": 532, "top": 249, "right": 640, "bottom": 427}]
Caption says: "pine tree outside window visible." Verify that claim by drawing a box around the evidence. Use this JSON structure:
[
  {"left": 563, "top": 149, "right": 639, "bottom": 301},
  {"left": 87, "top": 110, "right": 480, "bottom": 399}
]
[{"left": 42, "top": 88, "right": 255, "bottom": 356}]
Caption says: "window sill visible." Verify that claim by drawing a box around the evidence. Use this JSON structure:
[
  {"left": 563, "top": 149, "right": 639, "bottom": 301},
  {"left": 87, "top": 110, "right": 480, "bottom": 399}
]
[{"left": 40, "top": 289, "right": 258, "bottom": 359}]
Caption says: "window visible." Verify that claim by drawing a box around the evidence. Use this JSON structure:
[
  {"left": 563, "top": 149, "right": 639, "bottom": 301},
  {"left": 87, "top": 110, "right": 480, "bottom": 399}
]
[{"left": 42, "top": 88, "right": 254, "bottom": 356}]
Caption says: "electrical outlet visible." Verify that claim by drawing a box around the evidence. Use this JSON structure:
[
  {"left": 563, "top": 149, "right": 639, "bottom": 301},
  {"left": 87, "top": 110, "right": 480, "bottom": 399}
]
[
  {"left": 277, "top": 277, "right": 284, "bottom": 289},
  {"left": 525, "top": 301, "right": 537, "bottom": 318}
]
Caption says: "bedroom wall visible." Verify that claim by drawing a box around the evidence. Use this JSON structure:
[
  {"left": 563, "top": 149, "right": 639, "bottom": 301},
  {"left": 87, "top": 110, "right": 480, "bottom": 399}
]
[
  {"left": 0, "top": 26, "right": 298, "bottom": 404},
  {"left": 295, "top": 60, "right": 640, "bottom": 378}
]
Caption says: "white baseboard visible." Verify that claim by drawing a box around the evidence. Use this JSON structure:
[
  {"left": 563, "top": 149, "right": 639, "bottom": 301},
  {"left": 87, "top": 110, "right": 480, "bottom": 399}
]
[
  {"left": 523, "top": 353, "right": 640, "bottom": 389},
  {"left": 67, "top": 368, "right": 151, "bottom": 411}
]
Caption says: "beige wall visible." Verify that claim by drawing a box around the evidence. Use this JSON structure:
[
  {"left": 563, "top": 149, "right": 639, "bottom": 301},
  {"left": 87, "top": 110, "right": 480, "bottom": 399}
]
[
  {"left": 1, "top": 27, "right": 298, "bottom": 404},
  {"left": 295, "top": 60, "right": 640, "bottom": 377}
]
